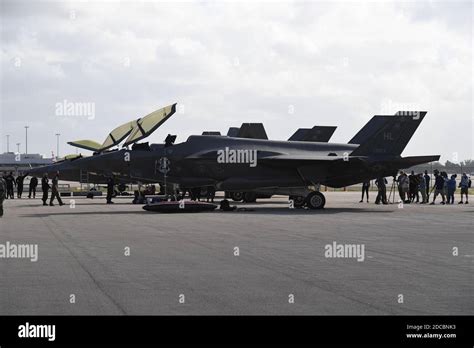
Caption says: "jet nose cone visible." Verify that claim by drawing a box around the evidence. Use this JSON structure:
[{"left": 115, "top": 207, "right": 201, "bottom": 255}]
[{"left": 28, "top": 163, "right": 59, "bottom": 177}]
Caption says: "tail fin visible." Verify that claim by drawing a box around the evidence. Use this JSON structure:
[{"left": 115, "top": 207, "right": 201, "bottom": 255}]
[
  {"left": 288, "top": 126, "right": 337, "bottom": 142},
  {"left": 348, "top": 116, "right": 391, "bottom": 144},
  {"left": 350, "top": 111, "right": 426, "bottom": 156},
  {"left": 236, "top": 123, "right": 268, "bottom": 139}
]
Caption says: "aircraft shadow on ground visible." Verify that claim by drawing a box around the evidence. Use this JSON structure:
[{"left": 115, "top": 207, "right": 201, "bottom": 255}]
[
  {"left": 223, "top": 207, "right": 394, "bottom": 215},
  {"left": 19, "top": 210, "right": 146, "bottom": 217},
  {"left": 17, "top": 206, "right": 394, "bottom": 218}
]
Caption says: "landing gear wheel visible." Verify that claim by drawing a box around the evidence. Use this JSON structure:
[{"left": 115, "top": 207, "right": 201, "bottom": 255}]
[
  {"left": 305, "top": 191, "right": 326, "bottom": 209},
  {"left": 231, "top": 192, "right": 244, "bottom": 202},
  {"left": 290, "top": 195, "right": 305, "bottom": 208},
  {"left": 243, "top": 192, "right": 257, "bottom": 203}
]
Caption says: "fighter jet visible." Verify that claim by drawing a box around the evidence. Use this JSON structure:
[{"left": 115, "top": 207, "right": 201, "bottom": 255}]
[
  {"left": 32, "top": 121, "right": 337, "bottom": 189},
  {"left": 31, "top": 110, "right": 438, "bottom": 209}
]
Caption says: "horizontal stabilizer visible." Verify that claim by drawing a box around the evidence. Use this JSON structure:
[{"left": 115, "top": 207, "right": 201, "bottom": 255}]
[
  {"left": 391, "top": 155, "right": 441, "bottom": 169},
  {"left": 288, "top": 126, "right": 337, "bottom": 142}
]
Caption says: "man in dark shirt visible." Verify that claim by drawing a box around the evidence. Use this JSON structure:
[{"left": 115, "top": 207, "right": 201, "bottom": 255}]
[
  {"left": 5, "top": 172, "right": 16, "bottom": 199},
  {"left": 430, "top": 170, "right": 445, "bottom": 205},
  {"left": 15, "top": 172, "right": 28, "bottom": 198},
  {"left": 41, "top": 173, "right": 50, "bottom": 206},
  {"left": 360, "top": 180, "right": 370, "bottom": 203},
  {"left": 375, "top": 177, "right": 388, "bottom": 204},
  {"left": 0, "top": 175, "right": 6, "bottom": 217},
  {"left": 408, "top": 170, "right": 419, "bottom": 203},
  {"left": 28, "top": 176, "right": 38, "bottom": 198},
  {"left": 106, "top": 176, "right": 115, "bottom": 204},
  {"left": 424, "top": 170, "right": 431, "bottom": 199},
  {"left": 49, "top": 172, "right": 64, "bottom": 206}
]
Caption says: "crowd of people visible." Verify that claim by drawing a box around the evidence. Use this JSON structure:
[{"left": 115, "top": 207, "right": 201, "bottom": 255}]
[
  {"left": 361, "top": 170, "right": 471, "bottom": 205},
  {"left": 0, "top": 171, "right": 64, "bottom": 210}
]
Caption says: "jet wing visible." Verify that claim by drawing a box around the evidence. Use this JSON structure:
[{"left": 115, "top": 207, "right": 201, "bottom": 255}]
[
  {"left": 258, "top": 154, "right": 369, "bottom": 174},
  {"left": 260, "top": 154, "right": 367, "bottom": 162},
  {"left": 123, "top": 103, "right": 177, "bottom": 147}
]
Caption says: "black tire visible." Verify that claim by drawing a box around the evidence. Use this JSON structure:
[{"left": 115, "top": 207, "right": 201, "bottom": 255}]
[
  {"left": 305, "top": 191, "right": 326, "bottom": 209},
  {"left": 243, "top": 192, "right": 257, "bottom": 203},
  {"left": 290, "top": 195, "right": 305, "bottom": 208},
  {"left": 231, "top": 192, "right": 244, "bottom": 202}
]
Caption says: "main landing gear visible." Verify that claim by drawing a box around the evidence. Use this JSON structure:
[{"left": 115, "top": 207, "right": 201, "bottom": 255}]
[{"left": 290, "top": 191, "right": 326, "bottom": 209}]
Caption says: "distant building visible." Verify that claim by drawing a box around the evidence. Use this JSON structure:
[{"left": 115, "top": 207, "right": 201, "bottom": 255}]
[{"left": 0, "top": 152, "right": 53, "bottom": 173}]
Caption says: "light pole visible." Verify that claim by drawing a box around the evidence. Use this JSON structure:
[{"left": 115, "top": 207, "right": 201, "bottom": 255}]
[
  {"left": 16, "top": 143, "right": 20, "bottom": 153},
  {"left": 6, "top": 134, "right": 10, "bottom": 152},
  {"left": 55, "top": 133, "right": 60, "bottom": 159},
  {"left": 24, "top": 125, "right": 29, "bottom": 154}
]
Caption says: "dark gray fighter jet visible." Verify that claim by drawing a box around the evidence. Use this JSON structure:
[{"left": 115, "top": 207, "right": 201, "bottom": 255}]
[
  {"left": 31, "top": 122, "right": 337, "bottom": 188},
  {"left": 30, "top": 111, "right": 438, "bottom": 209}
]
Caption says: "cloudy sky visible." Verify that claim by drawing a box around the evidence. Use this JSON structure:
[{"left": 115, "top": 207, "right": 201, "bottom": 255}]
[{"left": 1, "top": 0, "right": 472, "bottom": 162}]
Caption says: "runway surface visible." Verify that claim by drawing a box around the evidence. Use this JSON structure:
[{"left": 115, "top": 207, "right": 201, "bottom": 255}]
[{"left": 0, "top": 192, "right": 473, "bottom": 315}]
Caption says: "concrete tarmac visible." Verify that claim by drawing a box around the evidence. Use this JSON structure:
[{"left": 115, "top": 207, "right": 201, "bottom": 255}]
[{"left": 0, "top": 192, "right": 472, "bottom": 315}]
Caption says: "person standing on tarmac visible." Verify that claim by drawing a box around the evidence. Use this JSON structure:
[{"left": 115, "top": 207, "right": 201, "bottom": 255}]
[
  {"left": 5, "top": 172, "right": 16, "bottom": 199},
  {"left": 375, "top": 177, "right": 388, "bottom": 205},
  {"left": 446, "top": 174, "right": 457, "bottom": 204},
  {"left": 408, "top": 170, "right": 419, "bottom": 203},
  {"left": 430, "top": 170, "right": 446, "bottom": 205},
  {"left": 206, "top": 186, "right": 216, "bottom": 203},
  {"left": 106, "top": 176, "right": 115, "bottom": 204},
  {"left": 41, "top": 173, "right": 50, "bottom": 206},
  {"left": 28, "top": 176, "right": 38, "bottom": 198},
  {"left": 424, "top": 170, "right": 431, "bottom": 200},
  {"left": 397, "top": 171, "right": 409, "bottom": 203},
  {"left": 360, "top": 180, "right": 370, "bottom": 203},
  {"left": 49, "top": 172, "right": 64, "bottom": 206},
  {"left": 15, "top": 172, "right": 28, "bottom": 198},
  {"left": 459, "top": 172, "right": 470, "bottom": 204},
  {"left": 0, "top": 175, "right": 6, "bottom": 217},
  {"left": 417, "top": 173, "right": 427, "bottom": 204}
]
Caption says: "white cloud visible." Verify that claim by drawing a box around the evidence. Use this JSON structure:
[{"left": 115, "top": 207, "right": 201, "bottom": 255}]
[{"left": 0, "top": 0, "right": 472, "bottom": 161}]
